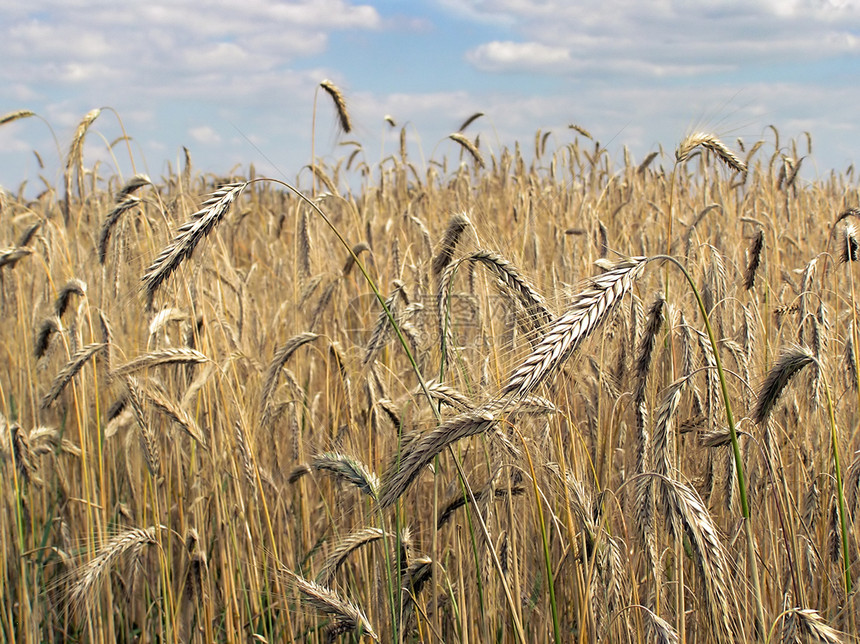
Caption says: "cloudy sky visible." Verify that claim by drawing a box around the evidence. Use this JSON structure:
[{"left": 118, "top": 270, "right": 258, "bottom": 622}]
[{"left": 1, "top": 0, "right": 858, "bottom": 194}]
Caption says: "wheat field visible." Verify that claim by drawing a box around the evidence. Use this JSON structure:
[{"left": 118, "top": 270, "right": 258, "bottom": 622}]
[{"left": 2, "top": 99, "right": 860, "bottom": 643}]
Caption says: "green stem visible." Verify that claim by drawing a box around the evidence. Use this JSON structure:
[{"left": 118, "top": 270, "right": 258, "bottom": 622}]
[
  {"left": 519, "top": 431, "right": 562, "bottom": 642},
  {"left": 653, "top": 254, "right": 766, "bottom": 639},
  {"left": 821, "top": 373, "right": 852, "bottom": 594}
]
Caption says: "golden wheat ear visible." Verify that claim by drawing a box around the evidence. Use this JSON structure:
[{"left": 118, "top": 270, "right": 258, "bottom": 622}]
[
  {"left": 319, "top": 79, "right": 352, "bottom": 134},
  {"left": 676, "top": 131, "right": 746, "bottom": 174},
  {"left": 141, "top": 182, "right": 248, "bottom": 307},
  {"left": 449, "top": 132, "right": 485, "bottom": 168},
  {"left": 279, "top": 566, "right": 378, "bottom": 641},
  {"left": 502, "top": 256, "right": 647, "bottom": 398}
]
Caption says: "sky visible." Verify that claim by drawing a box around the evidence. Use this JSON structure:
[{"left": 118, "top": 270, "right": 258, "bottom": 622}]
[{"left": 1, "top": 0, "right": 859, "bottom": 196}]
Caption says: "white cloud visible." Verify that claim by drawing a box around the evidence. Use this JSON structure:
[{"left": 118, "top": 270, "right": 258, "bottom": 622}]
[
  {"left": 466, "top": 41, "right": 572, "bottom": 72},
  {"left": 447, "top": 0, "right": 860, "bottom": 77},
  {"left": 1, "top": 0, "right": 858, "bottom": 192},
  {"left": 1, "top": 1, "right": 381, "bottom": 92},
  {"left": 188, "top": 125, "right": 223, "bottom": 145}
]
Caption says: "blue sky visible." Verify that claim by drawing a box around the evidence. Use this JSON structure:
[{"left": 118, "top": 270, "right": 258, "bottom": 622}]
[{"left": 2, "top": 0, "right": 859, "bottom": 196}]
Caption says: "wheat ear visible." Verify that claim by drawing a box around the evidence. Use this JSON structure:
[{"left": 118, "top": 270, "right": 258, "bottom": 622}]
[
  {"left": 66, "top": 525, "right": 160, "bottom": 614},
  {"left": 99, "top": 196, "right": 140, "bottom": 264},
  {"left": 279, "top": 566, "right": 378, "bottom": 641},
  {"left": 316, "top": 527, "right": 387, "bottom": 585},
  {"left": 457, "top": 112, "right": 484, "bottom": 132},
  {"left": 141, "top": 182, "right": 248, "bottom": 306},
  {"left": 781, "top": 608, "right": 843, "bottom": 644},
  {"left": 111, "top": 348, "right": 208, "bottom": 378},
  {"left": 752, "top": 345, "right": 815, "bottom": 425},
  {"left": 55, "top": 278, "right": 87, "bottom": 317},
  {"left": 676, "top": 131, "right": 747, "bottom": 174},
  {"left": 659, "top": 475, "right": 734, "bottom": 641},
  {"left": 293, "top": 452, "right": 380, "bottom": 499},
  {"left": 319, "top": 79, "right": 352, "bottom": 133},
  {"left": 449, "top": 132, "right": 485, "bottom": 168},
  {"left": 0, "top": 246, "right": 32, "bottom": 269},
  {"left": 0, "top": 109, "right": 36, "bottom": 126},
  {"left": 432, "top": 212, "right": 472, "bottom": 276},
  {"left": 124, "top": 376, "right": 160, "bottom": 476},
  {"left": 502, "top": 256, "right": 647, "bottom": 398},
  {"left": 138, "top": 380, "right": 208, "bottom": 450},
  {"left": 40, "top": 343, "right": 106, "bottom": 409},
  {"left": 260, "top": 332, "right": 319, "bottom": 421},
  {"left": 63, "top": 108, "right": 101, "bottom": 222},
  {"left": 744, "top": 229, "right": 765, "bottom": 289}
]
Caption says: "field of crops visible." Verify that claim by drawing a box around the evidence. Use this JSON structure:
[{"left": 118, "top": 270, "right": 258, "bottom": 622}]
[{"left": 2, "top": 99, "right": 859, "bottom": 642}]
